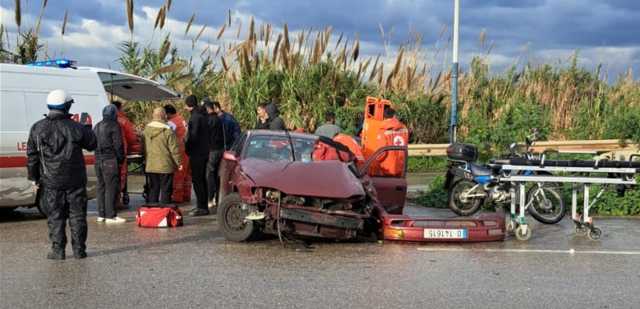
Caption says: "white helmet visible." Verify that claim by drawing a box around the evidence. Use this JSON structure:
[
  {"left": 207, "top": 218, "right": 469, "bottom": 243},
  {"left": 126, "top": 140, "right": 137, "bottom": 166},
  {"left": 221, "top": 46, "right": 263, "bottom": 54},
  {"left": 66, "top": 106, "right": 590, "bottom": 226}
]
[{"left": 47, "top": 89, "right": 74, "bottom": 110}]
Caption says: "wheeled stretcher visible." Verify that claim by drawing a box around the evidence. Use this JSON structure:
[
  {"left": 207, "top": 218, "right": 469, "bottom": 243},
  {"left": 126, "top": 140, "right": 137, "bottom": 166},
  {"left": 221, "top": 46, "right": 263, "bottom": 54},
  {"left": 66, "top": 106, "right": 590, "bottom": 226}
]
[{"left": 496, "top": 155, "right": 639, "bottom": 241}]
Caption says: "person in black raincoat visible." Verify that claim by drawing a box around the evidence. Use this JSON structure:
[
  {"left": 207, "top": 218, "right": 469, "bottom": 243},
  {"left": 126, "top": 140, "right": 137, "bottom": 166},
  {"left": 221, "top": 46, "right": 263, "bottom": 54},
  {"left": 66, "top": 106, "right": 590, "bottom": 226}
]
[
  {"left": 27, "top": 89, "right": 97, "bottom": 260},
  {"left": 93, "top": 104, "right": 126, "bottom": 224}
]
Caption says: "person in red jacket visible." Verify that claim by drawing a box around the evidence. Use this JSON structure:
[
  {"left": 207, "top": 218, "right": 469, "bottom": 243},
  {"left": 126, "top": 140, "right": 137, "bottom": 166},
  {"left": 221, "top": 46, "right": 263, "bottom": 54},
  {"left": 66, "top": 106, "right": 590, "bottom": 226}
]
[
  {"left": 112, "top": 101, "right": 141, "bottom": 206},
  {"left": 164, "top": 104, "right": 191, "bottom": 204}
]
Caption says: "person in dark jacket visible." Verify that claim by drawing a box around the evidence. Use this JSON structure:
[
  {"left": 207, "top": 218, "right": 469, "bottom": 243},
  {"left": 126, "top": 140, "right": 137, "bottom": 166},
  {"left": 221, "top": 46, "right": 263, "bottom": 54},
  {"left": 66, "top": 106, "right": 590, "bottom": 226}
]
[
  {"left": 27, "top": 89, "right": 97, "bottom": 260},
  {"left": 256, "top": 102, "right": 286, "bottom": 130},
  {"left": 184, "top": 95, "right": 211, "bottom": 216},
  {"left": 93, "top": 104, "right": 126, "bottom": 224},
  {"left": 212, "top": 101, "right": 241, "bottom": 150},
  {"left": 203, "top": 99, "right": 224, "bottom": 210},
  {"left": 315, "top": 111, "right": 342, "bottom": 138}
]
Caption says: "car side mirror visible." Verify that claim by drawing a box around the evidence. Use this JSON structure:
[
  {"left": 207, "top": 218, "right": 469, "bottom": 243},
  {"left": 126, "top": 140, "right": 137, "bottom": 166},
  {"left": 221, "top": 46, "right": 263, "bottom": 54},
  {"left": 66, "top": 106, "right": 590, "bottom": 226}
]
[{"left": 223, "top": 151, "right": 238, "bottom": 162}]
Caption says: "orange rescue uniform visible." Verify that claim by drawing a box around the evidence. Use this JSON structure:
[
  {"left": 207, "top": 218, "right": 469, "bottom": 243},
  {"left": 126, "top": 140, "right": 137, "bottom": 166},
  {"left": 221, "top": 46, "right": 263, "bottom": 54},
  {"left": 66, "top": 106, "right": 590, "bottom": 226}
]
[
  {"left": 333, "top": 133, "right": 365, "bottom": 168},
  {"left": 360, "top": 97, "right": 408, "bottom": 177},
  {"left": 167, "top": 114, "right": 191, "bottom": 203},
  {"left": 116, "top": 110, "right": 141, "bottom": 199}
]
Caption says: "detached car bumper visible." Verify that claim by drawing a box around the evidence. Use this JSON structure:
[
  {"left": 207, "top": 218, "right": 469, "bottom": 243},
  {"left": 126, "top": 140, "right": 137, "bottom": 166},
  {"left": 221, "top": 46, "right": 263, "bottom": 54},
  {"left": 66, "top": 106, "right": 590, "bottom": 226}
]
[{"left": 381, "top": 213, "right": 506, "bottom": 242}]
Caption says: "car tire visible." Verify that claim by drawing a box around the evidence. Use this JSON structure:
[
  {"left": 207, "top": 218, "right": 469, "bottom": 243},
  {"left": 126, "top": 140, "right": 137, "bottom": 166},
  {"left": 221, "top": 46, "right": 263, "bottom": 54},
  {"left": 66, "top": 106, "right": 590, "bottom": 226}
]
[{"left": 218, "top": 193, "right": 256, "bottom": 242}]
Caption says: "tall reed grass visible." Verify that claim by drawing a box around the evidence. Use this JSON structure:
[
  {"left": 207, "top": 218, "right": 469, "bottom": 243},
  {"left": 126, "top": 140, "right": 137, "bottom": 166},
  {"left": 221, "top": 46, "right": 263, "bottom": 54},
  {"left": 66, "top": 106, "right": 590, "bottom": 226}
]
[{"left": 1, "top": 2, "right": 638, "bottom": 150}]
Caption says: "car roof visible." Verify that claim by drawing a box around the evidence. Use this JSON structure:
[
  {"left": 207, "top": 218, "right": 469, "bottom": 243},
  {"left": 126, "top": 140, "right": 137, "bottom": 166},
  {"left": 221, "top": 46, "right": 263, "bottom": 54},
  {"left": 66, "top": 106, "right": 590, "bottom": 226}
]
[{"left": 248, "top": 130, "right": 318, "bottom": 140}]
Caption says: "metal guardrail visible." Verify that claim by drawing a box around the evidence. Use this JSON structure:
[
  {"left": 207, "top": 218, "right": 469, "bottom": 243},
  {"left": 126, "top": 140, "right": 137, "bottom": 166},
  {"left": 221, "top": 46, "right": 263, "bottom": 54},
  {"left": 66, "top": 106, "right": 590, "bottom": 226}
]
[{"left": 409, "top": 140, "right": 639, "bottom": 157}]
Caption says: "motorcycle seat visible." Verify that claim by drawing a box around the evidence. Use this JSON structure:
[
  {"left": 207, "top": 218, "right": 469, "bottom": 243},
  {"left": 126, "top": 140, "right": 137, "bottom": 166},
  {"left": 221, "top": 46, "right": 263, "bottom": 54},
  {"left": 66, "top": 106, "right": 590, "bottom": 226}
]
[{"left": 470, "top": 163, "right": 493, "bottom": 176}]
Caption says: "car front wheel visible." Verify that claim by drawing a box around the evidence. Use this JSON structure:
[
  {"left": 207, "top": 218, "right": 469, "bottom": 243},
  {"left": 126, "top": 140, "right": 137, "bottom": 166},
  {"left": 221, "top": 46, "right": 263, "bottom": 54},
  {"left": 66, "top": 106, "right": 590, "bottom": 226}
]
[{"left": 218, "top": 193, "right": 257, "bottom": 242}]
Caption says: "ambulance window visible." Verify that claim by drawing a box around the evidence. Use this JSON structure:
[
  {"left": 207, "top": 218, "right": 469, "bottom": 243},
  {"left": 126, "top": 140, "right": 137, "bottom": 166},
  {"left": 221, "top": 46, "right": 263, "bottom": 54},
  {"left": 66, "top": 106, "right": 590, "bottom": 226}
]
[{"left": 0, "top": 91, "right": 27, "bottom": 131}]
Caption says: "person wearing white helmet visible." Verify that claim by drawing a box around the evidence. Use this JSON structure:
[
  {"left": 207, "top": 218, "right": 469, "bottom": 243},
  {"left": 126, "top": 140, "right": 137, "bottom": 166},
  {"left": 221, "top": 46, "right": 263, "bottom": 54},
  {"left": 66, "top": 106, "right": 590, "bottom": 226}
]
[{"left": 26, "top": 89, "right": 97, "bottom": 260}]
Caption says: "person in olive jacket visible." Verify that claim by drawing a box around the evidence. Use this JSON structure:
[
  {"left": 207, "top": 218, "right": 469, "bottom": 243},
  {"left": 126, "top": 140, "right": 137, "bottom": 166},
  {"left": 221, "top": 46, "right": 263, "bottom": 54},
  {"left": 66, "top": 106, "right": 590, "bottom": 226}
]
[{"left": 143, "top": 107, "right": 182, "bottom": 204}]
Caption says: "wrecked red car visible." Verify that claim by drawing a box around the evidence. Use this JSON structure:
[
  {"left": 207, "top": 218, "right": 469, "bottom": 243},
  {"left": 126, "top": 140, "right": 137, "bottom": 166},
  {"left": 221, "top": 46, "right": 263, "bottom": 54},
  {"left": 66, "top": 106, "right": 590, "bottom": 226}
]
[
  {"left": 217, "top": 130, "right": 505, "bottom": 243},
  {"left": 217, "top": 130, "right": 405, "bottom": 241}
]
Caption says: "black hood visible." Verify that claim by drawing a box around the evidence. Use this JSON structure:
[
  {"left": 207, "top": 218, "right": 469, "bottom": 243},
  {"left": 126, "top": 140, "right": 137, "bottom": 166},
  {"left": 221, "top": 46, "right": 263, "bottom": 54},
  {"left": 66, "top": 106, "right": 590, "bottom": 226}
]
[
  {"left": 266, "top": 102, "right": 280, "bottom": 119},
  {"left": 102, "top": 104, "right": 118, "bottom": 121}
]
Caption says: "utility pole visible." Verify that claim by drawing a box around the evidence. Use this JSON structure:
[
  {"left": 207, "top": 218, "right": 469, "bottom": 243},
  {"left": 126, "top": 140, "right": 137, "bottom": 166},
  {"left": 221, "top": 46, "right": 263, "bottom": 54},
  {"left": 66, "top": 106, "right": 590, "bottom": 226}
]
[{"left": 449, "top": 0, "right": 460, "bottom": 143}]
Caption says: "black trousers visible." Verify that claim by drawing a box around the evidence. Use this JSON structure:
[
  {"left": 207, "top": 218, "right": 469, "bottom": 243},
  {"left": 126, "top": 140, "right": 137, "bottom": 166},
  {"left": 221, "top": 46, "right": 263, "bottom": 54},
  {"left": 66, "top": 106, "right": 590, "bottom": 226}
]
[
  {"left": 40, "top": 186, "right": 88, "bottom": 253},
  {"left": 190, "top": 155, "right": 209, "bottom": 209},
  {"left": 207, "top": 150, "right": 223, "bottom": 204},
  {"left": 147, "top": 173, "right": 173, "bottom": 204},
  {"left": 95, "top": 159, "right": 120, "bottom": 218}
]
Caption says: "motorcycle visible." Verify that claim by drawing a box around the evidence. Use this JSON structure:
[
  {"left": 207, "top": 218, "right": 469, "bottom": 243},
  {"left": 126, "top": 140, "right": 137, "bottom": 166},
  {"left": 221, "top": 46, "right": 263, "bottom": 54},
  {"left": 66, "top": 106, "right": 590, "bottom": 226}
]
[{"left": 444, "top": 132, "right": 565, "bottom": 224}]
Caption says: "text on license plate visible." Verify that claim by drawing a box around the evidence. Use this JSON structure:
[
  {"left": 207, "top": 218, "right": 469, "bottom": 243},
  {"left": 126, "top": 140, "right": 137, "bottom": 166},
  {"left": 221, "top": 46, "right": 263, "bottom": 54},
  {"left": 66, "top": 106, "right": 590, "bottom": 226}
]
[{"left": 423, "top": 228, "right": 468, "bottom": 239}]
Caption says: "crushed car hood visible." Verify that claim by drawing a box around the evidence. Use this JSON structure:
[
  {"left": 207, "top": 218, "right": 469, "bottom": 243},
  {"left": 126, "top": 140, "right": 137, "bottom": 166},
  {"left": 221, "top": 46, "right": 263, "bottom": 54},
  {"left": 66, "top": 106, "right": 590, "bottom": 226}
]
[{"left": 240, "top": 159, "right": 366, "bottom": 199}]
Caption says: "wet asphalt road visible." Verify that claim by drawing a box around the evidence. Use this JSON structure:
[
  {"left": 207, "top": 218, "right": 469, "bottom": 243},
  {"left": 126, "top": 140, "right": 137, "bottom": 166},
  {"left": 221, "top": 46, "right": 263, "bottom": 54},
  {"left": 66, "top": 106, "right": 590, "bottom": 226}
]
[{"left": 1, "top": 195, "right": 640, "bottom": 309}]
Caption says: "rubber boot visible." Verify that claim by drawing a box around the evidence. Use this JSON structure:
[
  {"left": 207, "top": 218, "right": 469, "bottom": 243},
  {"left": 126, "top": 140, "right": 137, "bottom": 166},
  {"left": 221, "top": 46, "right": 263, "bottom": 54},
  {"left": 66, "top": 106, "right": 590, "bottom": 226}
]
[
  {"left": 47, "top": 249, "right": 65, "bottom": 260},
  {"left": 73, "top": 250, "right": 87, "bottom": 259}
]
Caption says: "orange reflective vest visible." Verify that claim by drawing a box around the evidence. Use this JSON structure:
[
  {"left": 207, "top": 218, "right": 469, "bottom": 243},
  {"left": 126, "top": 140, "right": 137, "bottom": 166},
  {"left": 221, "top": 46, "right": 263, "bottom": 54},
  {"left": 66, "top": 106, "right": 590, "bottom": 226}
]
[{"left": 333, "top": 133, "right": 365, "bottom": 168}]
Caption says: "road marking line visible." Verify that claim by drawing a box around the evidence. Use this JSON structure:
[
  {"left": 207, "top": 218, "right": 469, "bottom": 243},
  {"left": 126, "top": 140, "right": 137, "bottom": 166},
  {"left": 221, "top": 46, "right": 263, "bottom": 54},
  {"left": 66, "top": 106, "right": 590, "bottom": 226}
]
[{"left": 416, "top": 247, "right": 640, "bottom": 255}]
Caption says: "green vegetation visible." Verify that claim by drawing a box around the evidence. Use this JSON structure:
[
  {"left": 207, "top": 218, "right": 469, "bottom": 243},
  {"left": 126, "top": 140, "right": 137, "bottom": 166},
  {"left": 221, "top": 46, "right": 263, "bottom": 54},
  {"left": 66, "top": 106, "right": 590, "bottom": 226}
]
[
  {"left": 414, "top": 175, "right": 448, "bottom": 208},
  {"left": 407, "top": 157, "right": 447, "bottom": 173}
]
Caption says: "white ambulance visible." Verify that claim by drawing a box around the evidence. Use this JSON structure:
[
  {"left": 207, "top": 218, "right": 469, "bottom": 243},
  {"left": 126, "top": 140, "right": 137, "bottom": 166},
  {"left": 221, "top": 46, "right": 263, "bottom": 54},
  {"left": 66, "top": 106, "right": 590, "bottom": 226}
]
[{"left": 0, "top": 60, "right": 179, "bottom": 212}]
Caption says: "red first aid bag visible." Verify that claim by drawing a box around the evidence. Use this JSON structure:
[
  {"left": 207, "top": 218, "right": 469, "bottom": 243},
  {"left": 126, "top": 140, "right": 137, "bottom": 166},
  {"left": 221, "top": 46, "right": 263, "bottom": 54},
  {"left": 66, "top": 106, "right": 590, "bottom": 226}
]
[{"left": 136, "top": 205, "right": 183, "bottom": 228}]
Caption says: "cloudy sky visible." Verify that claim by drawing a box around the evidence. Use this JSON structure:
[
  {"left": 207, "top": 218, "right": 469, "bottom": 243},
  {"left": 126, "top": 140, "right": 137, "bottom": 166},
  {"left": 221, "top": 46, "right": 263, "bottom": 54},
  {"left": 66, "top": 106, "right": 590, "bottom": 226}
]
[{"left": 1, "top": 0, "right": 639, "bottom": 79}]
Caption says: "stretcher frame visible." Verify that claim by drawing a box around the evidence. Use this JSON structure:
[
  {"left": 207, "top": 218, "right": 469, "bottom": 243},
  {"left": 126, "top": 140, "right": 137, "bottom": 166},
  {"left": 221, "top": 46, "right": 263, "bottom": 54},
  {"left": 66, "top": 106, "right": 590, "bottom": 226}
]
[{"left": 499, "top": 164, "right": 637, "bottom": 241}]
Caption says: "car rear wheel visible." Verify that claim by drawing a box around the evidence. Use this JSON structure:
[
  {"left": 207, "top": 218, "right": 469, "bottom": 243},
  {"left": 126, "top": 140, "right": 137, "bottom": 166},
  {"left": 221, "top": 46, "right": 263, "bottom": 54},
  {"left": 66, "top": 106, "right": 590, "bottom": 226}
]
[{"left": 218, "top": 193, "right": 256, "bottom": 242}]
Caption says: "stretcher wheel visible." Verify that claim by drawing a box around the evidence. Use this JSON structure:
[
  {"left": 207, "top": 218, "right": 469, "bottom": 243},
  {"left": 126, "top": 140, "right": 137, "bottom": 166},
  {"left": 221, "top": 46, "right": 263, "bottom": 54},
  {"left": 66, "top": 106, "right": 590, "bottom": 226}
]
[
  {"left": 506, "top": 220, "right": 516, "bottom": 234},
  {"left": 574, "top": 225, "right": 588, "bottom": 236},
  {"left": 515, "top": 225, "right": 532, "bottom": 241},
  {"left": 588, "top": 227, "right": 602, "bottom": 241}
]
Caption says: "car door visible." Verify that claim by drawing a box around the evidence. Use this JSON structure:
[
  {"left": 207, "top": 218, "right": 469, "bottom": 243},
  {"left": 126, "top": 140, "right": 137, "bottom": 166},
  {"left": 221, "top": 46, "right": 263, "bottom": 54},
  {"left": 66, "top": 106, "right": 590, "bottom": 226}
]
[
  {"left": 360, "top": 146, "right": 408, "bottom": 214},
  {"left": 219, "top": 133, "right": 247, "bottom": 198}
]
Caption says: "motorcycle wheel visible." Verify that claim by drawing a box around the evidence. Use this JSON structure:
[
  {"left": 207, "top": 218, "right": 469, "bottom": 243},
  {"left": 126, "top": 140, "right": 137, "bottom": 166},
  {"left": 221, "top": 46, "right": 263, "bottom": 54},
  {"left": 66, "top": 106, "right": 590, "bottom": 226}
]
[
  {"left": 526, "top": 186, "right": 565, "bottom": 224},
  {"left": 448, "top": 179, "right": 483, "bottom": 216}
]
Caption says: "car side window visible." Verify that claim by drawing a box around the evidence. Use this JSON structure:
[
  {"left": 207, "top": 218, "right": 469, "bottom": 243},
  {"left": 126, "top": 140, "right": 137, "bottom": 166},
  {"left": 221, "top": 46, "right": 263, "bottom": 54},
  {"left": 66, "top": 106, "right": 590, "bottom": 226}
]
[{"left": 243, "top": 135, "right": 315, "bottom": 162}]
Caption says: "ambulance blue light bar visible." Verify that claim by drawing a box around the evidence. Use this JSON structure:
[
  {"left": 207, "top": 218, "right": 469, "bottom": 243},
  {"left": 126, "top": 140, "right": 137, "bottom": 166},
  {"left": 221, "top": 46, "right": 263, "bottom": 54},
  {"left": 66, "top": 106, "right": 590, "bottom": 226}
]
[{"left": 27, "top": 59, "right": 76, "bottom": 68}]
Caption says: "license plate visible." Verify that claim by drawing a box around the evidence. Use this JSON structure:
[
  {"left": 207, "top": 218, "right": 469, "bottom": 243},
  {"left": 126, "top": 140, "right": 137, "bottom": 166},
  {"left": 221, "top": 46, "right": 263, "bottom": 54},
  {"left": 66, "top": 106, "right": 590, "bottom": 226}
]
[{"left": 423, "top": 228, "right": 468, "bottom": 239}]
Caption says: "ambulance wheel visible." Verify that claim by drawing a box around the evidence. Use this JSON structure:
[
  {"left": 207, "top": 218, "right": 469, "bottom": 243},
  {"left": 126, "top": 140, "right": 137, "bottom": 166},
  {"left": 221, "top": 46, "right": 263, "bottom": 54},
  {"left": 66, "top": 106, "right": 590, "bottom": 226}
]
[
  {"left": 0, "top": 207, "right": 17, "bottom": 215},
  {"left": 515, "top": 225, "right": 532, "bottom": 241},
  {"left": 588, "top": 227, "right": 602, "bottom": 241},
  {"left": 218, "top": 193, "right": 256, "bottom": 242}
]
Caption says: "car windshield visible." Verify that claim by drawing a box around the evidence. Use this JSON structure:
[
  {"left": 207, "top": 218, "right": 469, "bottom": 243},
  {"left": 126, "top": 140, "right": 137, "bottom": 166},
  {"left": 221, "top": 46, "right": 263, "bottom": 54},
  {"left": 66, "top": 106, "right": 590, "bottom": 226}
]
[{"left": 244, "top": 135, "right": 317, "bottom": 162}]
